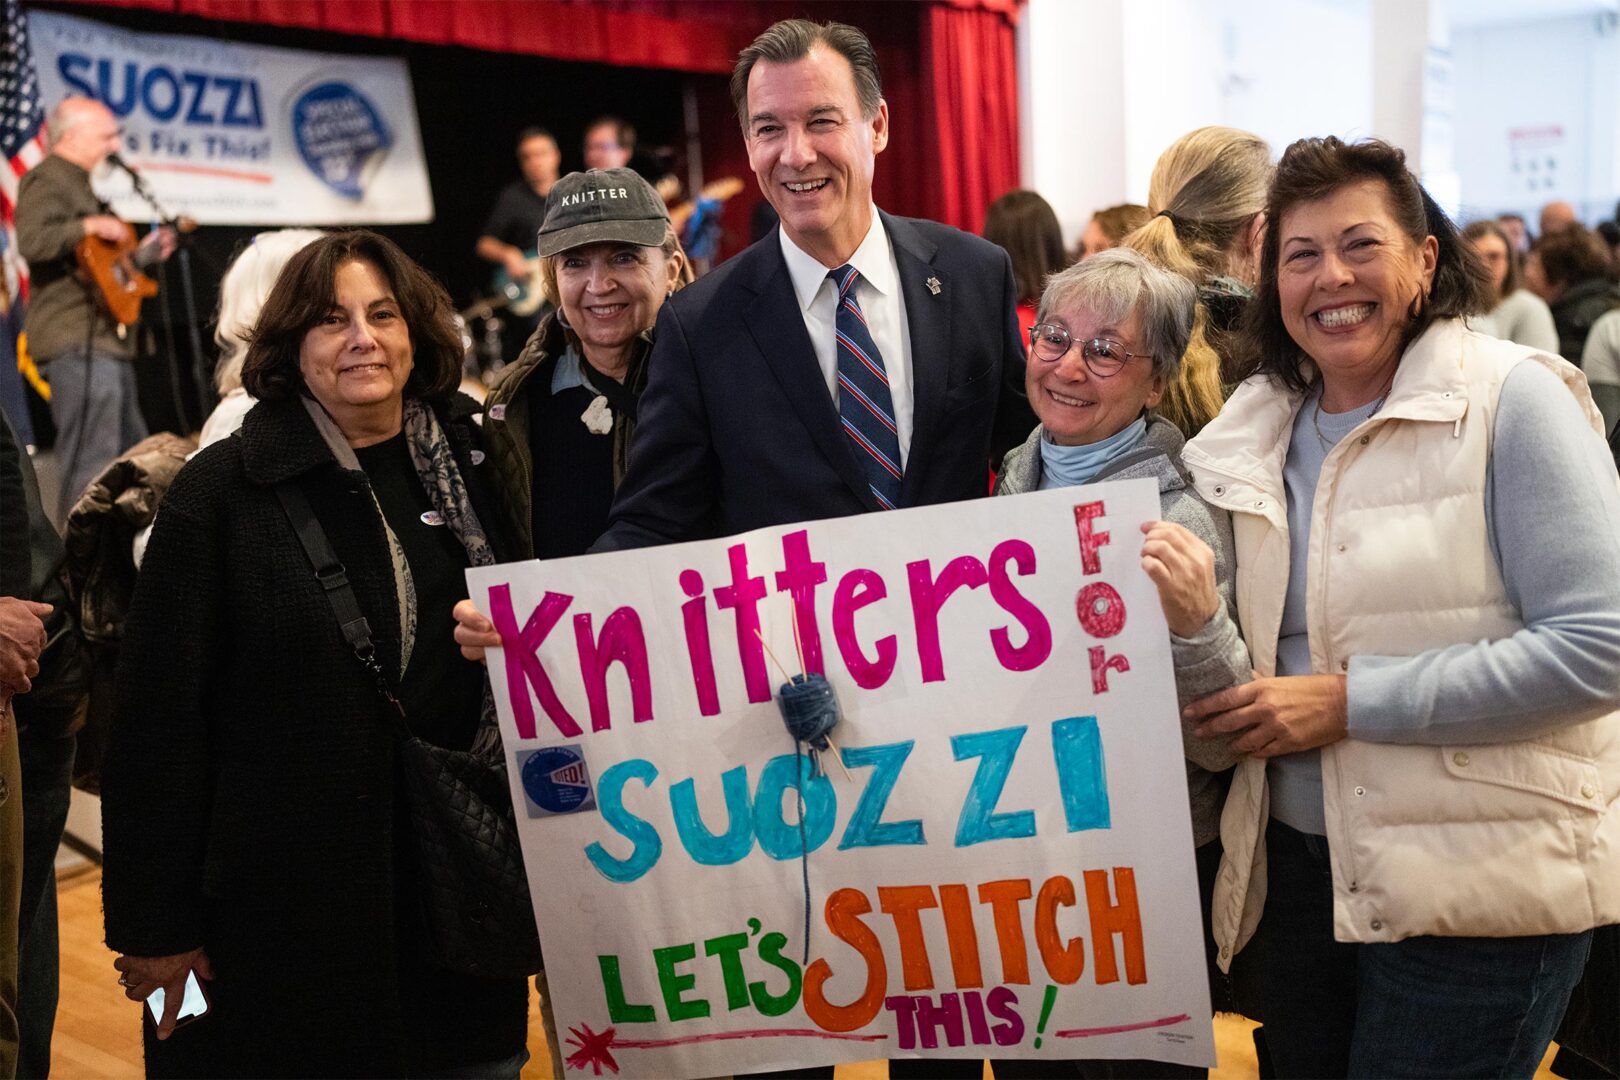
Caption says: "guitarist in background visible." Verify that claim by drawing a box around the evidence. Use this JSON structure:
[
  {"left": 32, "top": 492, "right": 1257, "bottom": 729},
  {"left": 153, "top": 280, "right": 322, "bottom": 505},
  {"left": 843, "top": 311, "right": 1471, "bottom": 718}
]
[
  {"left": 475, "top": 126, "right": 560, "bottom": 362},
  {"left": 15, "top": 96, "right": 175, "bottom": 524}
]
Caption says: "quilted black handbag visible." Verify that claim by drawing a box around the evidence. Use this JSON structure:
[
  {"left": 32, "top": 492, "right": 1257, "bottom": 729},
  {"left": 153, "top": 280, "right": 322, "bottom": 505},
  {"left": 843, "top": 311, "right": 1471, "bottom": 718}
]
[{"left": 275, "top": 480, "right": 542, "bottom": 979}]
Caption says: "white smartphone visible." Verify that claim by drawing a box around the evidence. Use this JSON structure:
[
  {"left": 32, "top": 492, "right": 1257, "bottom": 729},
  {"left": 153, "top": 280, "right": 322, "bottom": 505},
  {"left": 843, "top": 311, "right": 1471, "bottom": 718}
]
[{"left": 145, "top": 970, "right": 209, "bottom": 1028}]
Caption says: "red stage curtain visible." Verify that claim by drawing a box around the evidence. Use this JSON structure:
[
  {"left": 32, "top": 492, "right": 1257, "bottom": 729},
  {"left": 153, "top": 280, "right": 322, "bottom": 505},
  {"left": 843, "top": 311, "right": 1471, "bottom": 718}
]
[
  {"left": 77, "top": 0, "right": 758, "bottom": 73},
  {"left": 921, "top": 0, "right": 1022, "bottom": 234}
]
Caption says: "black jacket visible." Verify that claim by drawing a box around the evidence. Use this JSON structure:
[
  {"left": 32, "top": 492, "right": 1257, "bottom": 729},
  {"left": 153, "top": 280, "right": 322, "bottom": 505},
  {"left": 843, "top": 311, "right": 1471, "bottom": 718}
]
[
  {"left": 0, "top": 410, "right": 87, "bottom": 744},
  {"left": 101, "top": 394, "right": 515, "bottom": 1077},
  {"left": 595, "top": 213, "right": 1034, "bottom": 548},
  {"left": 1550, "top": 277, "right": 1620, "bottom": 364}
]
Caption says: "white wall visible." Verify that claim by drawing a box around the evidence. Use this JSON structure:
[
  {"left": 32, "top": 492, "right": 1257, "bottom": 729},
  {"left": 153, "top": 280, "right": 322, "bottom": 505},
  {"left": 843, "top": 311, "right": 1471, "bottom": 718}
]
[
  {"left": 1020, "top": 0, "right": 1377, "bottom": 244},
  {"left": 1208, "top": 0, "right": 1376, "bottom": 161},
  {"left": 1019, "top": 0, "right": 1129, "bottom": 247},
  {"left": 1451, "top": 11, "right": 1620, "bottom": 224}
]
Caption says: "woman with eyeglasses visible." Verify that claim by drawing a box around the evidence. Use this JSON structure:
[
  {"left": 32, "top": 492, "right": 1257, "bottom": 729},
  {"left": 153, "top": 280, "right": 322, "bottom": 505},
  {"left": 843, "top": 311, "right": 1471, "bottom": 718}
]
[{"left": 991, "top": 247, "right": 1250, "bottom": 1080}]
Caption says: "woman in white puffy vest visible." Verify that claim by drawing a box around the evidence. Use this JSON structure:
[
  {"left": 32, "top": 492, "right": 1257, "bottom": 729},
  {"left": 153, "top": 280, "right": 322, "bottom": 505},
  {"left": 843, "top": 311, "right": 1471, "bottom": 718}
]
[{"left": 1178, "top": 136, "right": 1620, "bottom": 1079}]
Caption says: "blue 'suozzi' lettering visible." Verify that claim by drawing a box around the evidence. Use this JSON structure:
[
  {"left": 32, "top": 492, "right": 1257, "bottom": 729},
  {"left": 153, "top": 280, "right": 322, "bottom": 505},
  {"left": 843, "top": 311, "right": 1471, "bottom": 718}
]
[
  {"left": 754, "top": 754, "right": 836, "bottom": 860},
  {"left": 586, "top": 759, "right": 662, "bottom": 882},
  {"left": 56, "top": 54, "right": 265, "bottom": 129},
  {"left": 951, "top": 726, "right": 1037, "bottom": 846},
  {"left": 1052, "top": 716, "right": 1111, "bottom": 832},
  {"left": 670, "top": 766, "right": 754, "bottom": 866},
  {"left": 838, "top": 740, "right": 925, "bottom": 849},
  {"left": 584, "top": 718, "right": 1112, "bottom": 878}
]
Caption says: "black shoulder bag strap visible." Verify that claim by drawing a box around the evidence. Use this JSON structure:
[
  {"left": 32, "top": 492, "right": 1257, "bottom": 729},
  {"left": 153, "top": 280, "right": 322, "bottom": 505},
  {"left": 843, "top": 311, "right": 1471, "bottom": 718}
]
[{"left": 272, "top": 479, "right": 409, "bottom": 730}]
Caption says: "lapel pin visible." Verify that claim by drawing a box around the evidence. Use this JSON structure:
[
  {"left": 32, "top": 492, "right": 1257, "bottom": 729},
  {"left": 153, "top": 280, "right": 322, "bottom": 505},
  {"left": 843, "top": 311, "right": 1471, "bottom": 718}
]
[{"left": 926, "top": 275, "right": 941, "bottom": 296}]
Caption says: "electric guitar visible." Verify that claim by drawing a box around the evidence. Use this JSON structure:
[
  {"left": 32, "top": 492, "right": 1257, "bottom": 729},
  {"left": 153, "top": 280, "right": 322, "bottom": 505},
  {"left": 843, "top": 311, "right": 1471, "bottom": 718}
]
[{"left": 74, "top": 216, "right": 196, "bottom": 328}]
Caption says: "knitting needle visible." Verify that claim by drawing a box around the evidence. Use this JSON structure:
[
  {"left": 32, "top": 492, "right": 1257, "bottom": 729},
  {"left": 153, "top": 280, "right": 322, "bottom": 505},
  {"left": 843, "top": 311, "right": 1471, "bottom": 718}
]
[
  {"left": 754, "top": 627, "right": 794, "bottom": 684},
  {"left": 755, "top": 627, "right": 851, "bottom": 783}
]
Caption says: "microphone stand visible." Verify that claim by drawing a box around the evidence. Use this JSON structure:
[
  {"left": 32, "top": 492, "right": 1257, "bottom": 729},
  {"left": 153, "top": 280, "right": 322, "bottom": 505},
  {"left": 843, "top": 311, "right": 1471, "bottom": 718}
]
[{"left": 110, "top": 155, "right": 212, "bottom": 431}]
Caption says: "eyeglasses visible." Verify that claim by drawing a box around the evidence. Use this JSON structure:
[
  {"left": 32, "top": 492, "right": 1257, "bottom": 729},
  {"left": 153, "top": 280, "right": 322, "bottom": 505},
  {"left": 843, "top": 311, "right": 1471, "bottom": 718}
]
[{"left": 1028, "top": 323, "right": 1153, "bottom": 377}]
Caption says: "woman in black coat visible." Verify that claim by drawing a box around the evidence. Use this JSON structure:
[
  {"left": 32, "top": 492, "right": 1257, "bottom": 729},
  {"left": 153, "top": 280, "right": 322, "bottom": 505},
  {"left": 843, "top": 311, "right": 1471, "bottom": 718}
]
[{"left": 100, "top": 231, "right": 528, "bottom": 1077}]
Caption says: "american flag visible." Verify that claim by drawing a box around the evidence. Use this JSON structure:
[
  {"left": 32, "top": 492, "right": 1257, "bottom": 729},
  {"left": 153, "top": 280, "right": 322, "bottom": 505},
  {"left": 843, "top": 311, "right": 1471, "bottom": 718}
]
[{"left": 2, "top": 0, "right": 49, "bottom": 305}]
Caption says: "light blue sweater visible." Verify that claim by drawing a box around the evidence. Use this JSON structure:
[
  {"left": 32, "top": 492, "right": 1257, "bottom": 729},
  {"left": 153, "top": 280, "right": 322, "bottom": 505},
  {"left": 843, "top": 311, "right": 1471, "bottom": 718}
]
[{"left": 1269, "top": 361, "right": 1620, "bottom": 834}]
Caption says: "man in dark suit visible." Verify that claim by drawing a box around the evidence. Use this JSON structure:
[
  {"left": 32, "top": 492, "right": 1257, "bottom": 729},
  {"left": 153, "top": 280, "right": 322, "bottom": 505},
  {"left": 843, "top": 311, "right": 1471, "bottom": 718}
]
[{"left": 594, "top": 18, "right": 1031, "bottom": 551}]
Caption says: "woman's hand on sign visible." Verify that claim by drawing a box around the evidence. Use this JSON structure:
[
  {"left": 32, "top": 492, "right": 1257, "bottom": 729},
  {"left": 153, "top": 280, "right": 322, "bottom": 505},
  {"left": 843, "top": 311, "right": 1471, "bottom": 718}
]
[
  {"left": 453, "top": 598, "right": 500, "bottom": 663},
  {"left": 1184, "top": 674, "right": 1349, "bottom": 758},
  {"left": 114, "top": 947, "right": 212, "bottom": 1040},
  {"left": 1139, "top": 520, "right": 1220, "bottom": 638}
]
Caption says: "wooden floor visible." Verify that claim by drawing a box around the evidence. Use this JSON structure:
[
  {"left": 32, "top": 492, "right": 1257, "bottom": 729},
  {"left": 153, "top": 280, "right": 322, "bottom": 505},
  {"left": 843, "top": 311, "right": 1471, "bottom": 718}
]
[{"left": 50, "top": 866, "right": 1556, "bottom": 1079}]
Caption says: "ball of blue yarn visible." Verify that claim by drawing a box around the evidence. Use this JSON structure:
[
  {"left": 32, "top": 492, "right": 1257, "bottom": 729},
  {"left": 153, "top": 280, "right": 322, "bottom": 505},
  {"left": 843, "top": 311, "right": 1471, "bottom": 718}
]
[{"left": 777, "top": 673, "right": 840, "bottom": 747}]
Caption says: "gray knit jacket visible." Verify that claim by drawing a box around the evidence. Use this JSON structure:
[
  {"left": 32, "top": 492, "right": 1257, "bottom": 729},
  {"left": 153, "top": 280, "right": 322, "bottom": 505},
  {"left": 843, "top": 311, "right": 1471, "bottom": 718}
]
[{"left": 995, "top": 416, "right": 1251, "bottom": 846}]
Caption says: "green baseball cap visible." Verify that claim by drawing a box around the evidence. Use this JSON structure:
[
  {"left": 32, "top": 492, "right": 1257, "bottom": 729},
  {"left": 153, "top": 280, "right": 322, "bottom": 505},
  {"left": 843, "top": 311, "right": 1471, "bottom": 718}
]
[{"left": 536, "top": 168, "right": 669, "bottom": 257}]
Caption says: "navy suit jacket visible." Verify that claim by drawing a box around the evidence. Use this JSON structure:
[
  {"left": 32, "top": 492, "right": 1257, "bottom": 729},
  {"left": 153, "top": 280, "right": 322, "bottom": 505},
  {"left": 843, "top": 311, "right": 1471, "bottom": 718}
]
[{"left": 595, "top": 211, "right": 1034, "bottom": 549}]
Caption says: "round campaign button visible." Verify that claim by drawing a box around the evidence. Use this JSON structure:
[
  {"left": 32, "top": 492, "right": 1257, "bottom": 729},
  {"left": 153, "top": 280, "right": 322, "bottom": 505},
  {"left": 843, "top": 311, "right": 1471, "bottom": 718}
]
[{"left": 521, "top": 745, "right": 594, "bottom": 816}]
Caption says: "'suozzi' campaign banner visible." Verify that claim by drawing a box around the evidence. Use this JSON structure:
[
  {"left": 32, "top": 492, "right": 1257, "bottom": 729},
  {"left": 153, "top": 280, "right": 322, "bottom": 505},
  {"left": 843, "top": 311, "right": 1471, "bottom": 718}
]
[
  {"left": 468, "top": 480, "right": 1215, "bottom": 1078},
  {"left": 28, "top": 10, "right": 434, "bottom": 225}
]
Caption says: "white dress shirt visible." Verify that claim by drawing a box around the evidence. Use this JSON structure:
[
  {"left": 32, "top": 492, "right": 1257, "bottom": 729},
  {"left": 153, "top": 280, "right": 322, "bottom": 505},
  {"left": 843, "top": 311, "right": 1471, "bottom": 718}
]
[{"left": 778, "top": 211, "right": 915, "bottom": 468}]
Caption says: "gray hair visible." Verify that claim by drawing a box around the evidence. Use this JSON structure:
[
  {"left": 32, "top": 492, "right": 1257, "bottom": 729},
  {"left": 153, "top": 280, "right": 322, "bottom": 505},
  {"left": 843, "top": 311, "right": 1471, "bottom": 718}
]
[
  {"left": 1037, "top": 247, "right": 1196, "bottom": 381},
  {"left": 731, "top": 20, "right": 882, "bottom": 127},
  {"left": 44, "top": 97, "right": 94, "bottom": 147}
]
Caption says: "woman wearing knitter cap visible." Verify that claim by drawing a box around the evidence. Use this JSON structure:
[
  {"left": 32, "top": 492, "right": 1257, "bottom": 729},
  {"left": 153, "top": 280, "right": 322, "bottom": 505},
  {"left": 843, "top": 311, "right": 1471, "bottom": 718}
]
[
  {"left": 474, "top": 167, "right": 691, "bottom": 564},
  {"left": 1180, "top": 135, "right": 1620, "bottom": 1079},
  {"left": 453, "top": 169, "right": 690, "bottom": 1077}
]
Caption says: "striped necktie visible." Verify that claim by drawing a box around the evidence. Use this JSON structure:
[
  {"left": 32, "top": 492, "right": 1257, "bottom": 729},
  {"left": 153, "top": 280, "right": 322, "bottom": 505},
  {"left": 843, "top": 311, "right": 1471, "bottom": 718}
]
[{"left": 829, "top": 264, "right": 903, "bottom": 510}]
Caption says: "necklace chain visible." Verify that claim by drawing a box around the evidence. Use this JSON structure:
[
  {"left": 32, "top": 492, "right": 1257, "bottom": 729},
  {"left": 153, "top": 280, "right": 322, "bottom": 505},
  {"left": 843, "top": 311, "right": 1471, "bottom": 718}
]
[{"left": 1313, "top": 377, "right": 1393, "bottom": 450}]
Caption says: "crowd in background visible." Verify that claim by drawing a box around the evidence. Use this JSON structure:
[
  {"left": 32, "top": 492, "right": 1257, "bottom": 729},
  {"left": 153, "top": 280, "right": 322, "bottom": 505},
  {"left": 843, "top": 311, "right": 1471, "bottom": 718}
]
[
  {"left": 3, "top": 13, "right": 1620, "bottom": 1080},
  {"left": 983, "top": 180, "right": 1620, "bottom": 438}
]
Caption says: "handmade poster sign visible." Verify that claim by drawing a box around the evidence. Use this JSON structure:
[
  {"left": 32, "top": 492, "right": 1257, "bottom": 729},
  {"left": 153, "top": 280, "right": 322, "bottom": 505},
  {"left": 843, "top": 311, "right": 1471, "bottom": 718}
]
[{"left": 469, "top": 479, "right": 1215, "bottom": 1078}]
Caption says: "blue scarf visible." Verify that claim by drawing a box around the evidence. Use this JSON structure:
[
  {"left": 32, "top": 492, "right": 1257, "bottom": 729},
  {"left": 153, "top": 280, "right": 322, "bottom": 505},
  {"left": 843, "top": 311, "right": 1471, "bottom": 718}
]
[{"left": 1038, "top": 416, "right": 1148, "bottom": 490}]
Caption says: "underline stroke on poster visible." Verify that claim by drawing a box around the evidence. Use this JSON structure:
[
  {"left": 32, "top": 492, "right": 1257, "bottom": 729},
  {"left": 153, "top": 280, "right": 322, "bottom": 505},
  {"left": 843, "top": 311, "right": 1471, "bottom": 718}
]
[{"left": 1056, "top": 1013, "right": 1192, "bottom": 1038}]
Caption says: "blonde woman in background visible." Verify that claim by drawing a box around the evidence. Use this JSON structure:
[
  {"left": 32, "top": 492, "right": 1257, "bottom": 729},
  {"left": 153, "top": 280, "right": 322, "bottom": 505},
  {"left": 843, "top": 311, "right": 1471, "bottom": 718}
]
[{"left": 1125, "top": 126, "right": 1272, "bottom": 436}]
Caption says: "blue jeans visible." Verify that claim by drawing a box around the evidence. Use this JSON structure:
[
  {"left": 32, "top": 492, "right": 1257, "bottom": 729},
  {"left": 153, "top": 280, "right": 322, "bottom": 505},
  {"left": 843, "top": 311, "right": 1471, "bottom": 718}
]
[{"left": 1258, "top": 820, "right": 1591, "bottom": 1079}]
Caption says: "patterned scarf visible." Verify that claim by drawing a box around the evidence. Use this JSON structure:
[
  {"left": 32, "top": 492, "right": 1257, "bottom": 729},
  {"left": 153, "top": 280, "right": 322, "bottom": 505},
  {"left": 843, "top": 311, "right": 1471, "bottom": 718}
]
[{"left": 303, "top": 396, "right": 504, "bottom": 761}]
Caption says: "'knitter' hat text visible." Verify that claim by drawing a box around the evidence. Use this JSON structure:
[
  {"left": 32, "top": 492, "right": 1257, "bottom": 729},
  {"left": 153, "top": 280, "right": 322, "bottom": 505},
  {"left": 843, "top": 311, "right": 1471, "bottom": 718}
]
[{"left": 536, "top": 168, "right": 669, "bottom": 257}]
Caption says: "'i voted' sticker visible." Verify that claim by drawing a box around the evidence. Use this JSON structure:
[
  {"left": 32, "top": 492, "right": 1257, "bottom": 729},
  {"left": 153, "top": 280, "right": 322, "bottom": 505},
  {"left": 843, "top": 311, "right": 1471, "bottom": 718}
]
[
  {"left": 420, "top": 510, "right": 445, "bottom": 527},
  {"left": 470, "top": 450, "right": 486, "bottom": 465},
  {"left": 520, "top": 745, "right": 596, "bottom": 818}
]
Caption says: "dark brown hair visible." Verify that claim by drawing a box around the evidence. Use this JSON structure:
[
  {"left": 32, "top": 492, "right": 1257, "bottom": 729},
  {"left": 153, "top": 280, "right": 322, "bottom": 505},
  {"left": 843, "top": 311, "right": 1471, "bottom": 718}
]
[
  {"left": 983, "top": 190, "right": 1067, "bottom": 306},
  {"left": 1462, "top": 219, "right": 1522, "bottom": 301},
  {"left": 1245, "top": 137, "right": 1493, "bottom": 394},
  {"left": 731, "top": 19, "right": 881, "bottom": 126},
  {"left": 241, "top": 230, "right": 463, "bottom": 404},
  {"left": 516, "top": 126, "right": 554, "bottom": 149},
  {"left": 1531, "top": 224, "right": 1612, "bottom": 292}
]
